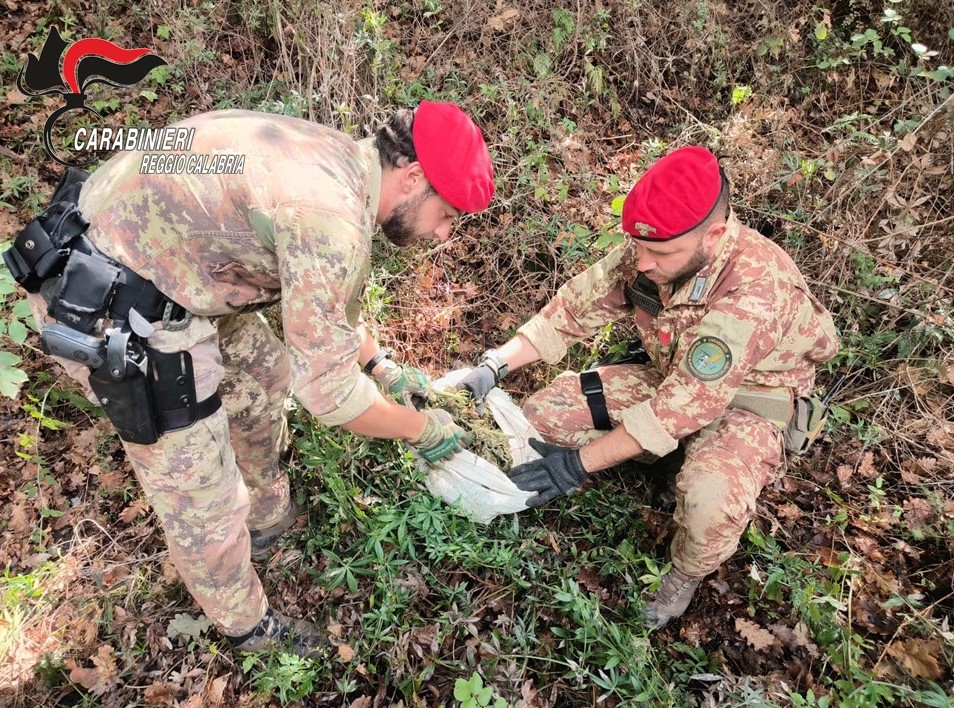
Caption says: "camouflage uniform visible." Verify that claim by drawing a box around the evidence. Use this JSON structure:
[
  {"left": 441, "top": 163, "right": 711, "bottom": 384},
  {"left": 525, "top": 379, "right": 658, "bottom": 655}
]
[
  {"left": 517, "top": 213, "right": 839, "bottom": 575},
  {"left": 30, "top": 110, "right": 388, "bottom": 634}
]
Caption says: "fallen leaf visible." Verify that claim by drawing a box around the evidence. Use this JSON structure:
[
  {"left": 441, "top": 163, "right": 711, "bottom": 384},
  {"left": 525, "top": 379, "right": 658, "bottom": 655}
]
[
  {"left": 337, "top": 643, "right": 355, "bottom": 662},
  {"left": 488, "top": 8, "right": 520, "bottom": 31},
  {"left": 144, "top": 682, "right": 178, "bottom": 706},
  {"left": 204, "top": 675, "right": 228, "bottom": 707},
  {"left": 940, "top": 362, "right": 954, "bottom": 386},
  {"left": 119, "top": 498, "right": 149, "bottom": 524},
  {"left": 857, "top": 451, "right": 877, "bottom": 478},
  {"left": 735, "top": 617, "right": 778, "bottom": 651},
  {"left": 349, "top": 698, "right": 372, "bottom": 708},
  {"left": 166, "top": 613, "right": 211, "bottom": 642},
  {"left": 903, "top": 497, "right": 934, "bottom": 528},
  {"left": 898, "top": 132, "right": 917, "bottom": 152},
  {"left": 886, "top": 639, "right": 943, "bottom": 680},
  {"left": 836, "top": 464, "right": 853, "bottom": 487},
  {"left": 66, "top": 660, "right": 100, "bottom": 691}
]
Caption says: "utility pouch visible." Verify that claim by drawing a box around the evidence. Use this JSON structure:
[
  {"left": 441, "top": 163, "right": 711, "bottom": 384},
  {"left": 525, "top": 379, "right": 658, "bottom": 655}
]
[
  {"left": 47, "top": 250, "right": 121, "bottom": 333},
  {"left": 783, "top": 396, "right": 828, "bottom": 455},
  {"left": 4, "top": 219, "right": 66, "bottom": 292},
  {"left": 89, "top": 340, "right": 159, "bottom": 445}
]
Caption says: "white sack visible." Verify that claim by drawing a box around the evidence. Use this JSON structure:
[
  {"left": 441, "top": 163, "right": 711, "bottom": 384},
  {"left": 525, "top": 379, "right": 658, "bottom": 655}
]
[{"left": 421, "top": 369, "right": 541, "bottom": 524}]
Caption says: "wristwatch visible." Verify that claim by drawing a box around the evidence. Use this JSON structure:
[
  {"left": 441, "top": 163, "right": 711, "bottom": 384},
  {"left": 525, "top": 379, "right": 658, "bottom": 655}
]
[
  {"left": 364, "top": 347, "right": 394, "bottom": 376},
  {"left": 480, "top": 348, "right": 509, "bottom": 382}
]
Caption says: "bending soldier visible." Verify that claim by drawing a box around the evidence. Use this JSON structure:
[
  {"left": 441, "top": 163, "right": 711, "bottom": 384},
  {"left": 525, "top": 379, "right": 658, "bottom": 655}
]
[
  {"left": 7, "top": 101, "right": 494, "bottom": 655},
  {"left": 459, "top": 146, "right": 838, "bottom": 629}
]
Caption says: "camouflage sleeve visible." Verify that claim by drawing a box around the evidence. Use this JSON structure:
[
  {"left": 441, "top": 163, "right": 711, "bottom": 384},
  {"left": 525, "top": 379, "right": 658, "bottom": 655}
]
[
  {"left": 518, "top": 243, "right": 635, "bottom": 363},
  {"left": 620, "top": 285, "right": 784, "bottom": 456},
  {"left": 273, "top": 203, "right": 377, "bottom": 426}
]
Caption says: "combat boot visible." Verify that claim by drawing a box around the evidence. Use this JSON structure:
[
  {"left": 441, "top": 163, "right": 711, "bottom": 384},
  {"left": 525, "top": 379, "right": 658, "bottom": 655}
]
[
  {"left": 642, "top": 566, "right": 704, "bottom": 630},
  {"left": 250, "top": 500, "right": 302, "bottom": 561},
  {"left": 226, "top": 608, "right": 327, "bottom": 658}
]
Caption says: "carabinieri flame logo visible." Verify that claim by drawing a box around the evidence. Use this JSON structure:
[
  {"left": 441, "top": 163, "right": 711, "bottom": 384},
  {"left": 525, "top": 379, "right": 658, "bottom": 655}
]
[{"left": 17, "top": 27, "right": 167, "bottom": 166}]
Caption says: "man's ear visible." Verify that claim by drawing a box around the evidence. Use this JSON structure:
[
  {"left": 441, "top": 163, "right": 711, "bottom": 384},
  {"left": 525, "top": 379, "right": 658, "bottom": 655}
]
[
  {"left": 399, "top": 161, "right": 427, "bottom": 194},
  {"left": 703, "top": 222, "right": 726, "bottom": 251}
]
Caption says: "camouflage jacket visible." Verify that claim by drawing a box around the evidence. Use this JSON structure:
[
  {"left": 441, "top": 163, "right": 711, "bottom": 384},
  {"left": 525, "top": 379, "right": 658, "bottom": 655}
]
[
  {"left": 78, "top": 110, "right": 382, "bottom": 426},
  {"left": 517, "top": 213, "right": 840, "bottom": 456}
]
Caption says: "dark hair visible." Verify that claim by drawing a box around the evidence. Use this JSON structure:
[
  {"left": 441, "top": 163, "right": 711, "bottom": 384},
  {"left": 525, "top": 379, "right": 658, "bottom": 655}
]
[{"left": 375, "top": 108, "right": 417, "bottom": 168}]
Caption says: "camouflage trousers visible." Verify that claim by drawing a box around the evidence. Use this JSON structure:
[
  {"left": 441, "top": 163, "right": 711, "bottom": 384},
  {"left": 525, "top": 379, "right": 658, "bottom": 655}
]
[
  {"left": 523, "top": 364, "right": 784, "bottom": 577},
  {"left": 31, "top": 295, "right": 292, "bottom": 635}
]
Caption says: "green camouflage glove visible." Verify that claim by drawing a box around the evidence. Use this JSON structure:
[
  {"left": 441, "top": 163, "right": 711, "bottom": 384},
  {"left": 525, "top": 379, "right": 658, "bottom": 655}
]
[
  {"left": 375, "top": 359, "right": 432, "bottom": 410},
  {"left": 410, "top": 409, "right": 472, "bottom": 463}
]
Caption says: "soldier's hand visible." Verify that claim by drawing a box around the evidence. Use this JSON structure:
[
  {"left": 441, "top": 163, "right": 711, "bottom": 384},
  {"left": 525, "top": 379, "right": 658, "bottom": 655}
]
[
  {"left": 455, "top": 363, "right": 497, "bottom": 414},
  {"left": 410, "top": 409, "right": 472, "bottom": 464},
  {"left": 375, "top": 360, "right": 432, "bottom": 410},
  {"left": 508, "top": 438, "right": 589, "bottom": 507}
]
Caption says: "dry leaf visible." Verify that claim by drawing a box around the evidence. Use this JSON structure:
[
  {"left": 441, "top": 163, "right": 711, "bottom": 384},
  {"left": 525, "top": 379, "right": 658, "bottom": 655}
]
[
  {"left": 903, "top": 498, "right": 934, "bottom": 528},
  {"left": 119, "top": 498, "right": 149, "bottom": 524},
  {"left": 337, "top": 643, "right": 355, "bottom": 662},
  {"left": 67, "top": 645, "right": 120, "bottom": 696},
  {"left": 858, "top": 451, "right": 877, "bottom": 478},
  {"left": 940, "top": 362, "right": 954, "bottom": 386},
  {"left": 204, "top": 675, "right": 228, "bottom": 707},
  {"left": 488, "top": 8, "right": 520, "bottom": 31},
  {"left": 898, "top": 132, "right": 917, "bottom": 152},
  {"left": 166, "top": 613, "right": 211, "bottom": 641},
  {"left": 886, "top": 639, "right": 943, "bottom": 680},
  {"left": 349, "top": 698, "right": 372, "bottom": 708},
  {"left": 144, "top": 682, "right": 178, "bottom": 706},
  {"left": 735, "top": 617, "right": 778, "bottom": 651},
  {"left": 836, "top": 464, "right": 853, "bottom": 487}
]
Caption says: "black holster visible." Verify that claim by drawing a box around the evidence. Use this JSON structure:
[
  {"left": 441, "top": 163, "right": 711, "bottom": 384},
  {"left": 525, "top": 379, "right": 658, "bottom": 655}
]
[{"left": 86, "top": 329, "right": 216, "bottom": 446}]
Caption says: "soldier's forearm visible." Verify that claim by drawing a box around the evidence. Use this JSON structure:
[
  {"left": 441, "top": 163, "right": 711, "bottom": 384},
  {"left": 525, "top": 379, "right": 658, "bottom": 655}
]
[
  {"left": 356, "top": 323, "right": 380, "bottom": 370},
  {"left": 578, "top": 427, "right": 644, "bottom": 473},
  {"left": 495, "top": 334, "right": 541, "bottom": 373},
  {"left": 341, "top": 395, "right": 427, "bottom": 441}
]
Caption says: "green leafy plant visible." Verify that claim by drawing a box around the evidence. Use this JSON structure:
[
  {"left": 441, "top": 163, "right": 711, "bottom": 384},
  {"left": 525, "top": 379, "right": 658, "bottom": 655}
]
[{"left": 453, "top": 673, "right": 506, "bottom": 708}]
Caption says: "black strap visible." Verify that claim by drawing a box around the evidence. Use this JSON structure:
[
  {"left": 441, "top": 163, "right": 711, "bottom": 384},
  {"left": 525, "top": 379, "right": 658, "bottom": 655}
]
[
  {"left": 624, "top": 273, "right": 663, "bottom": 315},
  {"left": 363, "top": 348, "right": 393, "bottom": 375},
  {"left": 157, "top": 391, "right": 222, "bottom": 433},
  {"left": 108, "top": 266, "right": 187, "bottom": 324},
  {"left": 580, "top": 370, "right": 612, "bottom": 431}
]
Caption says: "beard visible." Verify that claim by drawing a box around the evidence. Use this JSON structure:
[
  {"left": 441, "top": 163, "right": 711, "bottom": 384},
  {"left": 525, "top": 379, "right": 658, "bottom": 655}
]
[
  {"left": 643, "top": 237, "right": 710, "bottom": 288},
  {"left": 381, "top": 190, "right": 430, "bottom": 247}
]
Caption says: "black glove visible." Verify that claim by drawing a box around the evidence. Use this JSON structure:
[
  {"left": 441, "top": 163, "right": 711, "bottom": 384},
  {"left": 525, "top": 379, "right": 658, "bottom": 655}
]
[
  {"left": 455, "top": 363, "right": 498, "bottom": 414},
  {"left": 508, "top": 438, "right": 589, "bottom": 507}
]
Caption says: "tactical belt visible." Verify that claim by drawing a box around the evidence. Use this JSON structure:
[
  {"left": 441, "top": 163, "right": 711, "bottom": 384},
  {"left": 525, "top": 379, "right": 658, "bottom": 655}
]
[
  {"left": 580, "top": 370, "right": 613, "bottom": 431},
  {"left": 3, "top": 167, "right": 187, "bottom": 330},
  {"left": 6, "top": 167, "right": 218, "bottom": 445}
]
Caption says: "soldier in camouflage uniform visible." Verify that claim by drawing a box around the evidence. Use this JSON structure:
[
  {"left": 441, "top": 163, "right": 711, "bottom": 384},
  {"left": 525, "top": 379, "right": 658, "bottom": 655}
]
[
  {"left": 22, "top": 102, "right": 495, "bottom": 655},
  {"left": 459, "top": 146, "right": 838, "bottom": 629}
]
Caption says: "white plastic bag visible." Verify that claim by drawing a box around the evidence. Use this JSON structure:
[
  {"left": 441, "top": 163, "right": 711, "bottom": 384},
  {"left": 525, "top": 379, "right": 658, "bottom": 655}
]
[{"left": 421, "top": 369, "right": 540, "bottom": 524}]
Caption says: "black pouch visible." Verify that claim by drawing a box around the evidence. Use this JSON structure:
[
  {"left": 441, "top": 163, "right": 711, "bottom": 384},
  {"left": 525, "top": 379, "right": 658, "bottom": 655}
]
[
  {"left": 89, "top": 355, "right": 160, "bottom": 445},
  {"left": 48, "top": 250, "right": 121, "bottom": 333},
  {"left": 4, "top": 219, "right": 66, "bottom": 292}
]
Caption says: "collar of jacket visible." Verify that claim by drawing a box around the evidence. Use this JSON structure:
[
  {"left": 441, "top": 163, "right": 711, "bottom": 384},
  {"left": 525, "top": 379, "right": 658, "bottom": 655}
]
[
  {"left": 358, "top": 137, "right": 383, "bottom": 221},
  {"left": 666, "top": 210, "right": 741, "bottom": 307}
]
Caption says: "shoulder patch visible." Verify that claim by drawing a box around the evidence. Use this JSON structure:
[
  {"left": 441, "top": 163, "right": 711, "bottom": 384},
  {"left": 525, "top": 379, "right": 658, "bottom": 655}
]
[{"left": 686, "top": 336, "right": 732, "bottom": 381}]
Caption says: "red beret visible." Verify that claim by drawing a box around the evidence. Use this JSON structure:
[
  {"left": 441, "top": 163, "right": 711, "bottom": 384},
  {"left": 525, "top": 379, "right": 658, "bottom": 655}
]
[
  {"left": 621, "top": 146, "right": 725, "bottom": 240},
  {"left": 412, "top": 100, "right": 495, "bottom": 213}
]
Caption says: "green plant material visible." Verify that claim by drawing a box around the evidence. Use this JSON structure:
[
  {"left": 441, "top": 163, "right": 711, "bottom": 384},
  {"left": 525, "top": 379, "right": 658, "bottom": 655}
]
[
  {"left": 429, "top": 389, "right": 513, "bottom": 470},
  {"left": 454, "top": 673, "right": 506, "bottom": 708}
]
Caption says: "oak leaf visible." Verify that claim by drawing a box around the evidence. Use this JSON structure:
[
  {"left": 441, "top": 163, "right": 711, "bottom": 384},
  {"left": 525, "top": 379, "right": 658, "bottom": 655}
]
[
  {"left": 735, "top": 617, "right": 778, "bottom": 651},
  {"left": 886, "top": 639, "right": 943, "bottom": 680}
]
